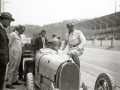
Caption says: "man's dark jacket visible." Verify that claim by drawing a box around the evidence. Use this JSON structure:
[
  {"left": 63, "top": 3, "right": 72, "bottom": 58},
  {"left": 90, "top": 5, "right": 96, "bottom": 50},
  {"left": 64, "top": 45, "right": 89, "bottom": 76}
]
[
  {"left": 0, "top": 25, "right": 9, "bottom": 65},
  {"left": 34, "top": 36, "right": 48, "bottom": 53}
]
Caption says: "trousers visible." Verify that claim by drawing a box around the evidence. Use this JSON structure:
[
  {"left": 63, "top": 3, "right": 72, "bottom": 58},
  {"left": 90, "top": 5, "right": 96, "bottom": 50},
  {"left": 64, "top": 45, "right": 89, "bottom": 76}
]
[
  {"left": 0, "top": 65, "right": 6, "bottom": 90},
  {"left": 6, "top": 50, "right": 22, "bottom": 85}
]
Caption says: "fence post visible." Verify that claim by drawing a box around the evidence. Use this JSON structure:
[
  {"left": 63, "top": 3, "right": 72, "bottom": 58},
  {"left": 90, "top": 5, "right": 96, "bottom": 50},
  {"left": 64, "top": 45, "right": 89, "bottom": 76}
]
[
  {"left": 100, "top": 39, "right": 102, "bottom": 46},
  {"left": 111, "top": 37, "right": 113, "bottom": 47}
]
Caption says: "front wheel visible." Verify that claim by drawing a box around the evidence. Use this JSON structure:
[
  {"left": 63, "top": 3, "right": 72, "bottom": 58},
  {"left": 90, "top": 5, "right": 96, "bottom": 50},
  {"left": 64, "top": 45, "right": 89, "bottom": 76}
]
[
  {"left": 27, "top": 73, "right": 35, "bottom": 90},
  {"left": 94, "top": 73, "right": 116, "bottom": 90}
]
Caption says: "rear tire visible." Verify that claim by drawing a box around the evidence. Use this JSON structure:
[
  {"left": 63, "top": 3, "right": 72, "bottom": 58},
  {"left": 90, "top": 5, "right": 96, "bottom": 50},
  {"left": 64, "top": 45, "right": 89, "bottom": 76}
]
[
  {"left": 94, "top": 73, "right": 116, "bottom": 90},
  {"left": 27, "top": 73, "right": 35, "bottom": 90}
]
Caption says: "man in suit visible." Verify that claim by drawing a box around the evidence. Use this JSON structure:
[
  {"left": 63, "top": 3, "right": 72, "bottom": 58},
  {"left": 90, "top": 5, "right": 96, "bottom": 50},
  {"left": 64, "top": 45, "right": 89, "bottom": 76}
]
[
  {"left": 6, "top": 25, "right": 25, "bottom": 89},
  {"left": 0, "top": 12, "right": 15, "bottom": 90},
  {"left": 34, "top": 30, "right": 48, "bottom": 54}
]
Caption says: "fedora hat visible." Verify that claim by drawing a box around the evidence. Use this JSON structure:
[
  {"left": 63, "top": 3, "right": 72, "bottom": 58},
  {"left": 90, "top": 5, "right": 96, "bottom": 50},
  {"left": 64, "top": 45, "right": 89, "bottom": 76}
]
[{"left": 0, "top": 12, "right": 15, "bottom": 21}]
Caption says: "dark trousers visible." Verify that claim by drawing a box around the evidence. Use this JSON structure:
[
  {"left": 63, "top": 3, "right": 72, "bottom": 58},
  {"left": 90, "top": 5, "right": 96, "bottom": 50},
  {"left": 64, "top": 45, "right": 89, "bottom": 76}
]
[
  {"left": 18, "top": 55, "right": 23, "bottom": 79},
  {"left": 72, "top": 54, "right": 80, "bottom": 68},
  {"left": 0, "top": 65, "right": 6, "bottom": 90},
  {"left": 23, "top": 60, "right": 34, "bottom": 81}
]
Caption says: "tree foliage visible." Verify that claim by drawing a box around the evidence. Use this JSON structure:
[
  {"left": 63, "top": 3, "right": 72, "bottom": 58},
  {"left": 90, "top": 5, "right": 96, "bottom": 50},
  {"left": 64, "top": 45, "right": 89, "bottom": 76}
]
[{"left": 5, "top": 19, "right": 90, "bottom": 40}]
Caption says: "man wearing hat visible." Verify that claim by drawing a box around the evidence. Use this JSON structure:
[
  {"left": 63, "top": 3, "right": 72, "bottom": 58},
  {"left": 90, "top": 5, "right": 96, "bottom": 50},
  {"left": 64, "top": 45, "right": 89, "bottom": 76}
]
[
  {"left": 6, "top": 25, "right": 25, "bottom": 89},
  {"left": 0, "top": 12, "right": 15, "bottom": 90},
  {"left": 60, "top": 22, "right": 86, "bottom": 68}
]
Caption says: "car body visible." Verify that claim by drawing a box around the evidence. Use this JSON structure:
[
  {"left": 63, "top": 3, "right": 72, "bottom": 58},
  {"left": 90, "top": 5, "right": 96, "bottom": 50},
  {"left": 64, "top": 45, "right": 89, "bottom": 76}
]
[
  {"left": 25, "top": 48, "right": 116, "bottom": 90},
  {"left": 26, "top": 48, "right": 80, "bottom": 90}
]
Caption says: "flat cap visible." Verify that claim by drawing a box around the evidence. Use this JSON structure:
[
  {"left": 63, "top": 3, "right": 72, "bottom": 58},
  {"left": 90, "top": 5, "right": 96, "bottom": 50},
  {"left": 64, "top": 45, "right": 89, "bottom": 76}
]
[
  {"left": 15, "top": 25, "right": 25, "bottom": 30},
  {"left": 66, "top": 22, "right": 74, "bottom": 27}
]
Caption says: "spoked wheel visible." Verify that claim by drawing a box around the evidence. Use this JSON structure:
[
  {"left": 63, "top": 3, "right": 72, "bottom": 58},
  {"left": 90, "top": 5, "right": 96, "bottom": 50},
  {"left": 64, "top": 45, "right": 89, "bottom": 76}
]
[
  {"left": 94, "top": 73, "right": 116, "bottom": 90},
  {"left": 27, "top": 73, "right": 35, "bottom": 90}
]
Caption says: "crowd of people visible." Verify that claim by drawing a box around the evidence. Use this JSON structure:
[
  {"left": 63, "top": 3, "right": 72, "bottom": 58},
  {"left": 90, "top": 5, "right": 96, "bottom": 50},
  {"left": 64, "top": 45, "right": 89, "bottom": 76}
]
[
  {"left": 0, "top": 12, "right": 86, "bottom": 90},
  {"left": 31, "top": 30, "right": 62, "bottom": 54}
]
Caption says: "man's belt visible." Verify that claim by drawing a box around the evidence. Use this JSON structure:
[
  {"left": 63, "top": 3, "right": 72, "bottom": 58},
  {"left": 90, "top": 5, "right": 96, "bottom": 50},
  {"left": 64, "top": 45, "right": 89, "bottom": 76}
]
[{"left": 69, "top": 44, "right": 78, "bottom": 48}]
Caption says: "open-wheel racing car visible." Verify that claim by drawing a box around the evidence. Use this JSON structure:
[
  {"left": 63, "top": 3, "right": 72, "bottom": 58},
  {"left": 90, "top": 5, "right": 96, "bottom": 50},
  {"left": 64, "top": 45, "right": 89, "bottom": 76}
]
[
  {"left": 24, "top": 48, "right": 117, "bottom": 90},
  {"left": 26, "top": 48, "right": 80, "bottom": 90}
]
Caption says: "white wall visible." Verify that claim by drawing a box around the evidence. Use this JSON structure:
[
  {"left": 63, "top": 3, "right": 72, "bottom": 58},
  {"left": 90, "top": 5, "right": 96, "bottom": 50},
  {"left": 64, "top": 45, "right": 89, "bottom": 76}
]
[{"left": 86, "top": 40, "right": 120, "bottom": 47}]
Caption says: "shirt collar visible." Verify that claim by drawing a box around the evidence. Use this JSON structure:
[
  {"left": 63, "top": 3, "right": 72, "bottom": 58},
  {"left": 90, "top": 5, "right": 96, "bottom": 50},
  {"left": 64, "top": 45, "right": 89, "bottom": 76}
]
[
  {"left": 0, "top": 23, "right": 5, "bottom": 29},
  {"left": 69, "top": 29, "right": 75, "bottom": 35},
  {"left": 15, "top": 30, "right": 20, "bottom": 35},
  {"left": 40, "top": 35, "right": 45, "bottom": 38}
]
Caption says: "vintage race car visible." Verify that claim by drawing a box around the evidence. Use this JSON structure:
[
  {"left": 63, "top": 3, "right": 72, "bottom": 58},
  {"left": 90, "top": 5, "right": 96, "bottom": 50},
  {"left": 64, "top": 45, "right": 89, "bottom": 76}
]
[
  {"left": 25, "top": 48, "right": 116, "bottom": 90},
  {"left": 26, "top": 48, "right": 80, "bottom": 90}
]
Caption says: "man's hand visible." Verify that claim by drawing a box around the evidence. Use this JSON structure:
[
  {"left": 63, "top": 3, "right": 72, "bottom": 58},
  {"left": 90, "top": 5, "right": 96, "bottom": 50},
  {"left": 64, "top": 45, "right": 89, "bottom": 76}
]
[
  {"left": 57, "top": 50, "right": 63, "bottom": 54},
  {"left": 71, "top": 47, "right": 80, "bottom": 51}
]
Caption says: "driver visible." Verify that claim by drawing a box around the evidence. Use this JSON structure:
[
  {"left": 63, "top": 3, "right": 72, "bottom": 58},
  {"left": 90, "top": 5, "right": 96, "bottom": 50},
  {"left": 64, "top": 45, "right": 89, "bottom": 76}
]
[
  {"left": 60, "top": 22, "right": 86, "bottom": 68},
  {"left": 46, "top": 41, "right": 53, "bottom": 49}
]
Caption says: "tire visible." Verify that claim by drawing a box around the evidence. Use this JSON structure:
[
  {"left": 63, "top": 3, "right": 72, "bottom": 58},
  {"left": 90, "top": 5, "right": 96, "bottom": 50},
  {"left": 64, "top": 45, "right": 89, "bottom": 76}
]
[
  {"left": 27, "top": 73, "right": 35, "bottom": 90},
  {"left": 94, "top": 73, "right": 116, "bottom": 90}
]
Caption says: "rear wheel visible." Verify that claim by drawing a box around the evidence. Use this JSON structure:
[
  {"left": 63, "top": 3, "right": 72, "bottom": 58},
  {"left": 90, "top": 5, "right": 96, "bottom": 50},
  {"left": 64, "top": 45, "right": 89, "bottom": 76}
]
[
  {"left": 94, "top": 73, "right": 116, "bottom": 90},
  {"left": 27, "top": 73, "right": 35, "bottom": 90}
]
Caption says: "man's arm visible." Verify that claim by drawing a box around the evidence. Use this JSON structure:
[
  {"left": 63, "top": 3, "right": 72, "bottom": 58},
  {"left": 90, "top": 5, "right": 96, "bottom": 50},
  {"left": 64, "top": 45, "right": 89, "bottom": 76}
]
[
  {"left": 34, "top": 38, "right": 38, "bottom": 53},
  {"left": 77, "top": 31, "right": 86, "bottom": 50},
  {"left": 45, "top": 38, "right": 48, "bottom": 46},
  {"left": 9, "top": 33, "right": 15, "bottom": 47},
  {"left": 60, "top": 40, "right": 67, "bottom": 50},
  {"left": 60, "top": 34, "right": 68, "bottom": 50}
]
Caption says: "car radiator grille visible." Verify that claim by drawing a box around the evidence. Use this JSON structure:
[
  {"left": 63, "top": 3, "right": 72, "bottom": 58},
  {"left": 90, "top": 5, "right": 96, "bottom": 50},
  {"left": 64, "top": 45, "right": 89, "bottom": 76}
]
[{"left": 60, "top": 63, "right": 79, "bottom": 90}]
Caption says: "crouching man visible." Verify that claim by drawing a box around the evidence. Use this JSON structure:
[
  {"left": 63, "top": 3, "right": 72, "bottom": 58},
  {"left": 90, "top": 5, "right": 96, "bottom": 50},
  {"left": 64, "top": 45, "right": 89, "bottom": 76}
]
[{"left": 60, "top": 22, "right": 86, "bottom": 68}]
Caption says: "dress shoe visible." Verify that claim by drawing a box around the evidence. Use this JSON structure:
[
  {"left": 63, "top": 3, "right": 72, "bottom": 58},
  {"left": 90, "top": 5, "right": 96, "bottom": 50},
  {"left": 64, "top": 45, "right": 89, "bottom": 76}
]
[
  {"left": 12, "top": 82, "right": 22, "bottom": 85},
  {"left": 6, "top": 84, "right": 15, "bottom": 89}
]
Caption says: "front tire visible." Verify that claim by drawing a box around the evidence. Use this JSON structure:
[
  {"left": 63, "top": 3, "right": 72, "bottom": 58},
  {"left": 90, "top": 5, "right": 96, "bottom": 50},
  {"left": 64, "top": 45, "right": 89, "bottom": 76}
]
[
  {"left": 27, "top": 73, "right": 35, "bottom": 90},
  {"left": 94, "top": 73, "right": 116, "bottom": 90}
]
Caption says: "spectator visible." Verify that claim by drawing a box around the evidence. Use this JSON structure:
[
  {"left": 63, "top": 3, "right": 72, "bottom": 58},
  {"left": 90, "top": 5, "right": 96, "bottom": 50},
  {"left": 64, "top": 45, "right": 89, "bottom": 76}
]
[
  {"left": 0, "top": 12, "right": 15, "bottom": 90},
  {"left": 57, "top": 37, "right": 62, "bottom": 48},
  {"left": 52, "top": 34, "right": 61, "bottom": 50},
  {"left": 46, "top": 41, "right": 54, "bottom": 49},
  {"left": 31, "top": 33, "right": 37, "bottom": 53},
  {"left": 60, "top": 22, "right": 86, "bottom": 68},
  {"left": 57, "top": 37, "right": 60, "bottom": 40},
  {"left": 6, "top": 25, "right": 25, "bottom": 89},
  {"left": 34, "top": 30, "right": 48, "bottom": 54}
]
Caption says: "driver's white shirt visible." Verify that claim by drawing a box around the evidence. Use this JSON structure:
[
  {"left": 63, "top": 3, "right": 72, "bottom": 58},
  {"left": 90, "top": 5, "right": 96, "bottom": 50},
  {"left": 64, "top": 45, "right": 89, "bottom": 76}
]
[{"left": 61, "top": 29, "right": 86, "bottom": 52}]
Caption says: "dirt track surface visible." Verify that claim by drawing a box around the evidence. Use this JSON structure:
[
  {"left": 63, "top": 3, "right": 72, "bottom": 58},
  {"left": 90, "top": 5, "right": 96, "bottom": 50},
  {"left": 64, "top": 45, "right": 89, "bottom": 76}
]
[{"left": 80, "top": 47, "right": 120, "bottom": 90}]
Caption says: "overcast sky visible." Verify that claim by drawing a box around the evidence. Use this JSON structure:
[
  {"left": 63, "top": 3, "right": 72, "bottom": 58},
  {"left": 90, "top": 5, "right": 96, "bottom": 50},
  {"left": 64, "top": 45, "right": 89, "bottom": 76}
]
[{"left": 2, "top": 0, "right": 120, "bottom": 26}]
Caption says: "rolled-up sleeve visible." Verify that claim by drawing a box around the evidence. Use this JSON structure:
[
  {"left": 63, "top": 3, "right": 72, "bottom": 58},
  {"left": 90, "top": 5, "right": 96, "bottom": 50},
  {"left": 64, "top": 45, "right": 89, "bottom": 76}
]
[{"left": 78, "top": 31, "right": 86, "bottom": 50}]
